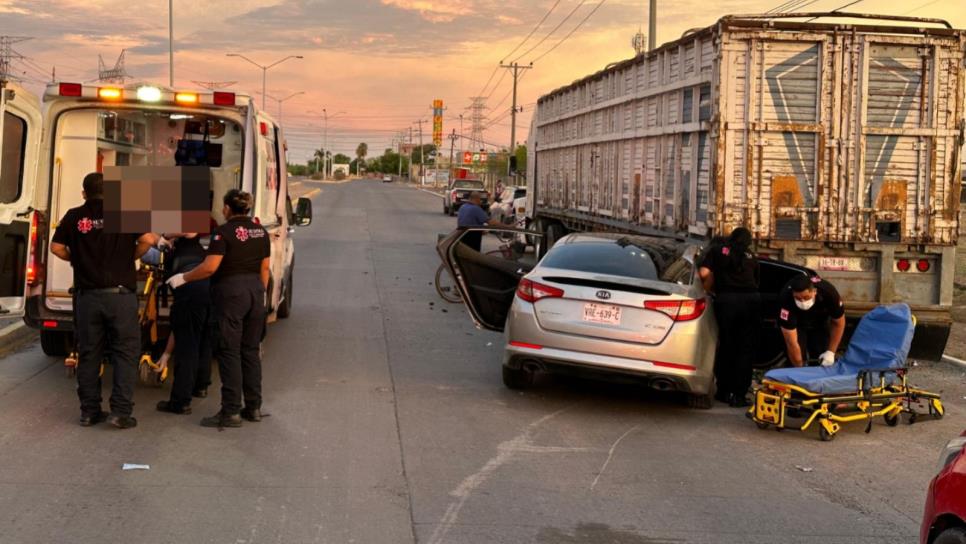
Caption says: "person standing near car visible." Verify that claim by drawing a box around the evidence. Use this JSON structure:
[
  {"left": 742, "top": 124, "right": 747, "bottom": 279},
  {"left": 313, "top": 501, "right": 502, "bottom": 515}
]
[
  {"left": 698, "top": 227, "right": 761, "bottom": 407},
  {"left": 457, "top": 191, "right": 501, "bottom": 252},
  {"left": 166, "top": 190, "right": 270, "bottom": 428},
  {"left": 778, "top": 274, "right": 846, "bottom": 367},
  {"left": 49, "top": 172, "right": 158, "bottom": 429},
  {"left": 155, "top": 233, "right": 213, "bottom": 415}
]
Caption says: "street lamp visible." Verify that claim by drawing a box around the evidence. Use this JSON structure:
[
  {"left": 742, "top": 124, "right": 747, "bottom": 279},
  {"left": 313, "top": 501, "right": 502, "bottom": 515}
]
[
  {"left": 256, "top": 90, "right": 305, "bottom": 126},
  {"left": 307, "top": 109, "right": 346, "bottom": 179},
  {"left": 226, "top": 53, "right": 303, "bottom": 109}
]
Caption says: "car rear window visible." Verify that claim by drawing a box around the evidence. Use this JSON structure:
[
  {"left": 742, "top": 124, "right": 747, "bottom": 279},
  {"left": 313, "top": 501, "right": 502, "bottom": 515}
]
[
  {"left": 541, "top": 242, "right": 660, "bottom": 279},
  {"left": 513, "top": 189, "right": 526, "bottom": 199},
  {"left": 453, "top": 181, "right": 484, "bottom": 189}
]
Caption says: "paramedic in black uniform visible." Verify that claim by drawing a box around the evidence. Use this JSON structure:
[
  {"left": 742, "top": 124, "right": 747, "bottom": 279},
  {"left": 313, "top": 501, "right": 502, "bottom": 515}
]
[
  {"left": 698, "top": 227, "right": 761, "bottom": 407},
  {"left": 49, "top": 172, "right": 158, "bottom": 429},
  {"left": 155, "top": 233, "right": 213, "bottom": 415},
  {"left": 778, "top": 274, "right": 846, "bottom": 367},
  {"left": 166, "top": 190, "right": 270, "bottom": 428}
]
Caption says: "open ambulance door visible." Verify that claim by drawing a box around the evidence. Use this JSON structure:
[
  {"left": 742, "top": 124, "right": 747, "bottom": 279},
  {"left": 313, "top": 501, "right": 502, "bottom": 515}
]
[{"left": 0, "top": 81, "right": 41, "bottom": 318}]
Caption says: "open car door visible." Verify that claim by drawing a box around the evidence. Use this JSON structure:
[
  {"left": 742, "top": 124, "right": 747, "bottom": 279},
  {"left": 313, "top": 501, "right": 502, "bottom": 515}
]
[
  {"left": 0, "top": 82, "right": 41, "bottom": 318},
  {"left": 754, "top": 258, "right": 818, "bottom": 368},
  {"left": 436, "top": 227, "right": 541, "bottom": 332}
]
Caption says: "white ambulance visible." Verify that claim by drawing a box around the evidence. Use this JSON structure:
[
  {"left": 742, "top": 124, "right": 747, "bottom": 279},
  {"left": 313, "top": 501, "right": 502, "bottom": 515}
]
[{"left": 4, "top": 80, "right": 312, "bottom": 355}]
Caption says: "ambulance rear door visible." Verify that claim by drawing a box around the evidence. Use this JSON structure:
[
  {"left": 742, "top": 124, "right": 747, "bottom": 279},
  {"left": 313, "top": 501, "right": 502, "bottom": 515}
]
[{"left": 0, "top": 81, "right": 41, "bottom": 318}]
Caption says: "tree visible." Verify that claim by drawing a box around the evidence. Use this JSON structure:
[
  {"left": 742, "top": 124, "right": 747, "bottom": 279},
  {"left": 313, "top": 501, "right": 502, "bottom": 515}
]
[
  {"left": 356, "top": 143, "right": 368, "bottom": 162},
  {"left": 514, "top": 144, "right": 527, "bottom": 179},
  {"left": 333, "top": 153, "right": 352, "bottom": 165}
]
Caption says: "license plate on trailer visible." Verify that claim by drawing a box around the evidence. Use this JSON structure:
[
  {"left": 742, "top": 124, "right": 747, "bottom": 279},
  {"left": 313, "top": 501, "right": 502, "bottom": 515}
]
[
  {"left": 815, "top": 257, "right": 866, "bottom": 272},
  {"left": 583, "top": 303, "right": 621, "bottom": 325}
]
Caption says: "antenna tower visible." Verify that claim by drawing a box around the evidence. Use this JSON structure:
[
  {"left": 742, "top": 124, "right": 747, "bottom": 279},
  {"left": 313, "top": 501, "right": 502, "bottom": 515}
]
[
  {"left": 468, "top": 96, "right": 487, "bottom": 152},
  {"left": 0, "top": 36, "right": 31, "bottom": 81},
  {"left": 192, "top": 80, "right": 237, "bottom": 90},
  {"left": 97, "top": 49, "right": 130, "bottom": 84}
]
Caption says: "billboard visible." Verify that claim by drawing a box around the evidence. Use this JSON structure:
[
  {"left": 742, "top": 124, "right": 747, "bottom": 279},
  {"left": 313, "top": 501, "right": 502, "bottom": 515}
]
[
  {"left": 432, "top": 99, "right": 443, "bottom": 147},
  {"left": 462, "top": 151, "right": 488, "bottom": 164}
]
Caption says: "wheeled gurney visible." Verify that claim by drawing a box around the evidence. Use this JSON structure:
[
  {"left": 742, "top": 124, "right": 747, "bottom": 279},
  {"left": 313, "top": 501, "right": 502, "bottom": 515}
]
[{"left": 748, "top": 303, "right": 943, "bottom": 441}]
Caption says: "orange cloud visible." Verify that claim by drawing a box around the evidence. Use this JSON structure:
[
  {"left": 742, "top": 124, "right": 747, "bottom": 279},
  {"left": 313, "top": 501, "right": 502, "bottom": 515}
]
[{"left": 380, "top": 0, "right": 474, "bottom": 22}]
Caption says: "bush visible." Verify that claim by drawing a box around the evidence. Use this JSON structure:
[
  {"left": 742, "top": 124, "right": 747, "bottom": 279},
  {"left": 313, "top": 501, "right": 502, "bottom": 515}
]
[{"left": 310, "top": 172, "right": 322, "bottom": 180}]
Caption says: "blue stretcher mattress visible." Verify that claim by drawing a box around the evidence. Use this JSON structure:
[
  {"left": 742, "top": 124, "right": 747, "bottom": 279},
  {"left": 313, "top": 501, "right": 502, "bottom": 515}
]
[{"left": 763, "top": 304, "right": 914, "bottom": 395}]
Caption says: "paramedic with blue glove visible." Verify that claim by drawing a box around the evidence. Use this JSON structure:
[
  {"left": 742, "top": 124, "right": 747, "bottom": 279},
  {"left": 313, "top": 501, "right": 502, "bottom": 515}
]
[{"left": 778, "top": 274, "right": 846, "bottom": 368}]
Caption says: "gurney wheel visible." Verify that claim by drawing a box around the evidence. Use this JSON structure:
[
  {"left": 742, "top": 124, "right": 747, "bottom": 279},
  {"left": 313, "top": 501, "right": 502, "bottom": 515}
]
[
  {"left": 818, "top": 425, "right": 835, "bottom": 442},
  {"left": 906, "top": 412, "right": 918, "bottom": 425},
  {"left": 884, "top": 412, "right": 900, "bottom": 427},
  {"left": 755, "top": 421, "right": 770, "bottom": 430}
]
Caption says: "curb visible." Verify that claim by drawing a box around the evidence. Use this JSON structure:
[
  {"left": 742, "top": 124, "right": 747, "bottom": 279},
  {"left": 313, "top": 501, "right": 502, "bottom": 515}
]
[
  {"left": 0, "top": 321, "right": 37, "bottom": 358},
  {"left": 942, "top": 354, "right": 966, "bottom": 370}
]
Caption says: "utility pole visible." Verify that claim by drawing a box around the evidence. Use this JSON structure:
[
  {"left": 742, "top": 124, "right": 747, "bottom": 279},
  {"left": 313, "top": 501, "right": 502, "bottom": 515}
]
[
  {"left": 397, "top": 133, "right": 403, "bottom": 178},
  {"left": 499, "top": 62, "right": 532, "bottom": 177},
  {"left": 169, "top": 0, "right": 174, "bottom": 87},
  {"left": 448, "top": 129, "right": 457, "bottom": 173},
  {"left": 648, "top": 0, "right": 657, "bottom": 51},
  {"left": 226, "top": 53, "right": 303, "bottom": 109},
  {"left": 458, "top": 113, "right": 464, "bottom": 160},
  {"left": 414, "top": 119, "right": 425, "bottom": 184}
]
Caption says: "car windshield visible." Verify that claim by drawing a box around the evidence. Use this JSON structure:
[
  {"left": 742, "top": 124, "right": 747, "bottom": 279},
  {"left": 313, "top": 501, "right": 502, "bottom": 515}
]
[
  {"left": 453, "top": 181, "right": 484, "bottom": 189},
  {"left": 540, "top": 240, "right": 662, "bottom": 280}
]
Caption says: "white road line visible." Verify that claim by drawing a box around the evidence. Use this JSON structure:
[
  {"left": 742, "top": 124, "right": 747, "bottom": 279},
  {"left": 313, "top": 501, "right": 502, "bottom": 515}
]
[
  {"left": 590, "top": 424, "right": 640, "bottom": 491},
  {"left": 418, "top": 188, "right": 445, "bottom": 199},
  {"left": 0, "top": 322, "right": 24, "bottom": 339}
]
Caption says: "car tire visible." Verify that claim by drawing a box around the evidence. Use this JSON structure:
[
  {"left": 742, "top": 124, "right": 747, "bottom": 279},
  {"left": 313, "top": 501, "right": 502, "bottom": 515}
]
[
  {"left": 546, "top": 223, "right": 565, "bottom": 250},
  {"left": 687, "top": 393, "right": 714, "bottom": 410},
  {"left": 41, "top": 330, "right": 72, "bottom": 357},
  {"left": 502, "top": 365, "right": 534, "bottom": 390},
  {"left": 443, "top": 204, "right": 450, "bottom": 215},
  {"left": 277, "top": 269, "right": 293, "bottom": 319},
  {"left": 933, "top": 527, "right": 966, "bottom": 544}
]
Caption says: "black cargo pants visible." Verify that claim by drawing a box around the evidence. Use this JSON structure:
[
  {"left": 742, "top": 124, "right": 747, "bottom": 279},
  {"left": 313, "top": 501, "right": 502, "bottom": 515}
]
[
  {"left": 168, "top": 281, "right": 213, "bottom": 408},
  {"left": 713, "top": 292, "right": 762, "bottom": 398},
  {"left": 212, "top": 274, "right": 266, "bottom": 415},
  {"left": 74, "top": 290, "right": 140, "bottom": 417}
]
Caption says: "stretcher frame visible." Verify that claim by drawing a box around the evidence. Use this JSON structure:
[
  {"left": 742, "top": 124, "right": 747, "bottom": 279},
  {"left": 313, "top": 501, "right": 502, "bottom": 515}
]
[{"left": 748, "top": 367, "right": 944, "bottom": 441}]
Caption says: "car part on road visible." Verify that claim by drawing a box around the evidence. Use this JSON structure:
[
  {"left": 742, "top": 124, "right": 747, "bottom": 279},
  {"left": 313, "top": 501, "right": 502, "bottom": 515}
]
[{"left": 435, "top": 263, "right": 462, "bottom": 303}]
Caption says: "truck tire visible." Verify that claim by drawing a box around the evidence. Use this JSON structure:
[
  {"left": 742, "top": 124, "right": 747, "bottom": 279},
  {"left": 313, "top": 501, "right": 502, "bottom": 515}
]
[
  {"left": 545, "top": 223, "right": 565, "bottom": 250},
  {"left": 41, "top": 330, "right": 72, "bottom": 357},
  {"left": 277, "top": 269, "right": 293, "bottom": 319}
]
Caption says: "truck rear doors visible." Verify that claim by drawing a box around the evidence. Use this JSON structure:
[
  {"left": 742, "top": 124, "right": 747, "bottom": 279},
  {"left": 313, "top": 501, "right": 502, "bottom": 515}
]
[{"left": 0, "top": 82, "right": 41, "bottom": 318}]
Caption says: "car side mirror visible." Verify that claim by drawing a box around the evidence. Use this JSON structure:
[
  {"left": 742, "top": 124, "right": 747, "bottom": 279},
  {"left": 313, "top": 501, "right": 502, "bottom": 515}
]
[{"left": 294, "top": 197, "right": 313, "bottom": 227}]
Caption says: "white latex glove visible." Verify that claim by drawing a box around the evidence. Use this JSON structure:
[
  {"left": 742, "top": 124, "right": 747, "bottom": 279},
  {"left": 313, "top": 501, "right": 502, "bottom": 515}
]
[
  {"left": 166, "top": 273, "right": 186, "bottom": 289},
  {"left": 819, "top": 351, "right": 836, "bottom": 367}
]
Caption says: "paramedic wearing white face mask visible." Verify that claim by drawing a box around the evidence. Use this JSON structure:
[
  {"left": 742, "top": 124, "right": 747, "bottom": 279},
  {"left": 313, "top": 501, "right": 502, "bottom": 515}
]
[{"left": 778, "top": 274, "right": 846, "bottom": 368}]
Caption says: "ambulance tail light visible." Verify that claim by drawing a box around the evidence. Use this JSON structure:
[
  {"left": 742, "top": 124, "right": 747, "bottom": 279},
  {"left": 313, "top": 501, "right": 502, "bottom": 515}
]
[
  {"left": 26, "top": 211, "right": 43, "bottom": 286},
  {"left": 213, "top": 92, "right": 236, "bottom": 106},
  {"left": 58, "top": 83, "right": 82, "bottom": 97}
]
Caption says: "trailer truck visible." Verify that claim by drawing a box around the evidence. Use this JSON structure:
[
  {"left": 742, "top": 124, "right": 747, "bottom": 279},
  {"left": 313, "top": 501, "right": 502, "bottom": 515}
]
[{"left": 525, "top": 12, "right": 964, "bottom": 361}]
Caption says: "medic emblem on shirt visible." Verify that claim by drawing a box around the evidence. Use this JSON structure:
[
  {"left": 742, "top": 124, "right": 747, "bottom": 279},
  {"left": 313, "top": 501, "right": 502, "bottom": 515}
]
[
  {"left": 721, "top": 247, "right": 730, "bottom": 256},
  {"left": 811, "top": 276, "right": 822, "bottom": 283},
  {"left": 77, "top": 217, "right": 93, "bottom": 234},
  {"left": 235, "top": 226, "right": 250, "bottom": 242},
  {"left": 780, "top": 309, "right": 789, "bottom": 320}
]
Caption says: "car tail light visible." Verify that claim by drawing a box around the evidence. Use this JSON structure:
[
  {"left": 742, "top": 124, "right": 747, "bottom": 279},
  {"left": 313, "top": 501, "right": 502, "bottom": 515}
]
[
  {"left": 645, "top": 298, "right": 707, "bottom": 321},
  {"left": 509, "top": 341, "right": 543, "bottom": 350},
  {"left": 896, "top": 259, "right": 911, "bottom": 272},
  {"left": 26, "top": 211, "right": 42, "bottom": 286},
  {"left": 59, "top": 82, "right": 82, "bottom": 97},
  {"left": 451, "top": 190, "right": 458, "bottom": 201},
  {"left": 916, "top": 259, "right": 930, "bottom": 272},
  {"left": 516, "top": 278, "right": 564, "bottom": 303},
  {"left": 213, "top": 92, "right": 236, "bottom": 106}
]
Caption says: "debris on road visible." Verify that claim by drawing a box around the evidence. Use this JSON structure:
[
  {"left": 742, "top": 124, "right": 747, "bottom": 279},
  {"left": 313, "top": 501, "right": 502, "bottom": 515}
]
[
  {"left": 122, "top": 464, "right": 150, "bottom": 471},
  {"left": 795, "top": 465, "right": 814, "bottom": 473}
]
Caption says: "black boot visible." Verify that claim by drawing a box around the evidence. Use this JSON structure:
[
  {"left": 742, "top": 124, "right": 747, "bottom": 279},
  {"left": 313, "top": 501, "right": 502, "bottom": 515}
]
[
  {"left": 192, "top": 388, "right": 208, "bottom": 399},
  {"left": 156, "top": 400, "right": 192, "bottom": 415},
  {"left": 200, "top": 411, "right": 242, "bottom": 428},
  {"left": 240, "top": 408, "right": 262, "bottom": 422},
  {"left": 108, "top": 415, "right": 138, "bottom": 429},
  {"left": 79, "top": 410, "right": 109, "bottom": 427}
]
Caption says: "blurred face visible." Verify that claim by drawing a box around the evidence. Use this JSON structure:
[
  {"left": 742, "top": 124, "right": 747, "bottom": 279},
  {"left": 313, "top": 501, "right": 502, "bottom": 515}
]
[
  {"left": 470, "top": 195, "right": 482, "bottom": 205},
  {"left": 222, "top": 204, "right": 231, "bottom": 221},
  {"left": 793, "top": 288, "right": 817, "bottom": 310}
]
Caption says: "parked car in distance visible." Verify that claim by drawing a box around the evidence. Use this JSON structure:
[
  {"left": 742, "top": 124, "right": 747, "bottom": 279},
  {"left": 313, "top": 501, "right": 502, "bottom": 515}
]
[
  {"left": 921, "top": 430, "right": 966, "bottom": 544},
  {"left": 437, "top": 229, "right": 819, "bottom": 408},
  {"left": 444, "top": 179, "right": 489, "bottom": 216},
  {"left": 491, "top": 186, "right": 527, "bottom": 224},
  {"left": 383, "top": 174, "right": 392, "bottom": 183}
]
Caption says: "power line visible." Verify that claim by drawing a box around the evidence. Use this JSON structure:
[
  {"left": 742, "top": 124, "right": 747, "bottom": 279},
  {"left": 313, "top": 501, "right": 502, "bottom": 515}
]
[
  {"left": 804, "top": 0, "right": 865, "bottom": 21},
  {"left": 902, "top": 0, "right": 942, "bottom": 14},
  {"left": 530, "top": 0, "right": 607, "bottom": 64},
  {"left": 500, "top": 0, "right": 564, "bottom": 61},
  {"left": 511, "top": 0, "right": 588, "bottom": 64}
]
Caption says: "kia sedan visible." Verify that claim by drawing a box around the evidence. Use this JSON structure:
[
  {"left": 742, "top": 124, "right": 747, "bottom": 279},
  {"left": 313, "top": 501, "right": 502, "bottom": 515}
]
[{"left": 437, "top": 228, "right": 816, "bottom": 409}]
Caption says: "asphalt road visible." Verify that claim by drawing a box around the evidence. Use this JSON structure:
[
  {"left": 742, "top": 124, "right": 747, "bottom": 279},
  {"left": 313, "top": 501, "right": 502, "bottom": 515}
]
[{"left": 0, "top": 179, "right": 964, "bottom": 544}]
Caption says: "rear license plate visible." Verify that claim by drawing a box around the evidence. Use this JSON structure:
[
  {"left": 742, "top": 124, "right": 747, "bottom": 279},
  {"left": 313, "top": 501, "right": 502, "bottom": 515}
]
[
  {"left": 809, "top": 256, "right": 873, "bottom": 272},
  {"left": 583, "top": 303, "right": 621, "bottom": 325}
]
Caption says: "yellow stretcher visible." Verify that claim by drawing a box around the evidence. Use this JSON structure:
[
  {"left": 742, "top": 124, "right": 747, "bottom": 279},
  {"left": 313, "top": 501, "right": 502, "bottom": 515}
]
[{"left": 748, "top": 304, "right": 943, "bottom": 441}]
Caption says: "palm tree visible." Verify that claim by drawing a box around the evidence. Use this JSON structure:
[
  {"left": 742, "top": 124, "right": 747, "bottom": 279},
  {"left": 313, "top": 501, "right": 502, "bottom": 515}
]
[{"left": 355, "top": 143, "right": 368, "bottom": 176}]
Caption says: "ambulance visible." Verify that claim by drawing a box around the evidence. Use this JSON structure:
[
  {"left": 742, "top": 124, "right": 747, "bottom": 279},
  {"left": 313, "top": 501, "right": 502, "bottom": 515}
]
[{"left": 0, "top": 80, "right": 312, "bottom": 356}]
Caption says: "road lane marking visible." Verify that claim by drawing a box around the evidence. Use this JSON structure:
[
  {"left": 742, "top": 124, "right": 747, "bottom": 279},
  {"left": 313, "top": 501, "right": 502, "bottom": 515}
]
[
  {"left": 590, "top": 424, "right": 640, "bottom": 491},
  {"left": 418, "top": 188, "right": 445, "bottom": 199},
  {"left": 302, "top": 188, "right": 321, "bottom": 199}
]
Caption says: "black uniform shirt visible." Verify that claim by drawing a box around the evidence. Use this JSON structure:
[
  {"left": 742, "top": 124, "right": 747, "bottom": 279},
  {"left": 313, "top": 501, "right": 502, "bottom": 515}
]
[
  {"left": 207, "top": 217, "right": 270, "bottom": 282},
  {"left": 699, "top": 244, "right": 760, "bottom": 294},
  {"left": 51, "top": 198, "right": 141, "bottom": 291},
  {"left": 778, "top": 277, "right": 845, "bottom": 330}
]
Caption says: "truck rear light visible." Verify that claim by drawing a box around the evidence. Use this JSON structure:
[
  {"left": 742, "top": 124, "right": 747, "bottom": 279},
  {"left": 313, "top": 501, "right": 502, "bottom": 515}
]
[
  {"left": 896, "top": 259, "right": 911, "bottom": 272},
  {"left": 26, "top": 211, "right": 42, "bottom": 286},
  {"left": 59, "top": 83, "right": 82, "bottom": 97},
  {"left": 916, "top": 259, "right": 930, "bottom": 272},
  {"left": 645, "top": 298, "right": 706, "bottom": 321},
  {"left": 98, "top": 87, "right": 123, "bottom": 100},
  {"left": 516, "top": 278, "right": 564, "bottom": 303},
  {"left": 213, "top": 92, "right": 236, "bottom": 106}
]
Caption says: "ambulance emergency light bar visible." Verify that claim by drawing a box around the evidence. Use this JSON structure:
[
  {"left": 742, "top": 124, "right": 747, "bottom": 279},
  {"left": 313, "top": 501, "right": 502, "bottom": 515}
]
[{"left": 53, "top": 83, "right": 237, "bottom": 107}]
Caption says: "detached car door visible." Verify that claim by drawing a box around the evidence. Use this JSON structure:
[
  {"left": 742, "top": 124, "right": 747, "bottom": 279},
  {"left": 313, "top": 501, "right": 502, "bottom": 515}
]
[
  {"left": 436, "top": 227, "right": 538, "bottom": 332},
  {"left": 0, "top": 82, "right": 41, "bottom": 318}
]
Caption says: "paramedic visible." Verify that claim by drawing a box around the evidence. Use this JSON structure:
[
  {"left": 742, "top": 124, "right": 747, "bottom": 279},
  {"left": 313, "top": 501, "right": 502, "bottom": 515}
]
[
  {"left": 49, "top": 172, "right": 158, "bottom": 429},
  {"left": 698, "top": 227, "right": 761, "bottom": 407},
  {"left": 778, "top": 274, "right": 846, "bottom": 368},
  {"left": 166, "top": 190, "right": 269, "bottom": 428},
  {"left": 155, "top": 233, "right": 213, "bottom": 415},
  {"left": 457, "top": 191, "right": 501, "bottom": 252}
]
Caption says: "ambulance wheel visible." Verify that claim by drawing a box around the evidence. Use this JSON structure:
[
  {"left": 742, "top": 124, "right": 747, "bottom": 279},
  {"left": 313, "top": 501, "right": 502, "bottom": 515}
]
[
  {"left": 933, "top": 527, "right": 966, "bottom": 544},
  {"left": 277, "top": 269, "right": 293, "bottom": 319},
  {"left": 41, "top": 331, "right": 72, "bottom": 357},
  {"left": 884, "top": 411, "right": 900, "bottom": 427},
  {"left": 138, "top": 362, "right": 153, "bottom": 385},
  {"left": 818, "top": 425, "right": 835, "bottom": 442}
]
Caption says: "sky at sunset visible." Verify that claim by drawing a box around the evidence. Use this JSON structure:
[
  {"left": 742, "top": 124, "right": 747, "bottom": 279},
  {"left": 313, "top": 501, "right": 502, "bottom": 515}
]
[{"left": 2, "top": 0, "right": 965, "bottom": 163}]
